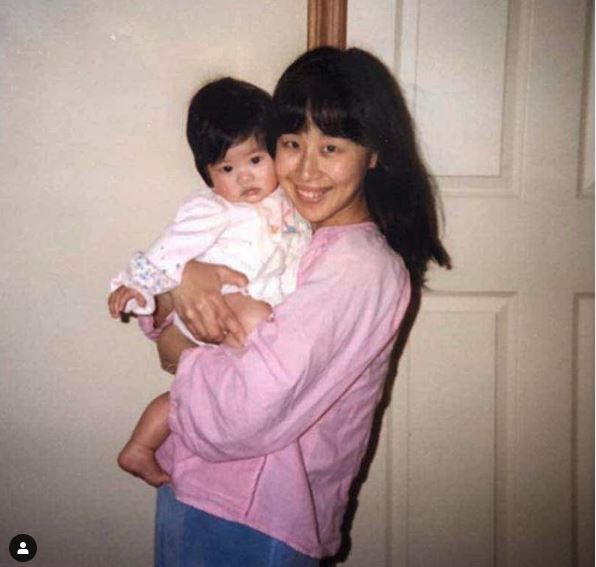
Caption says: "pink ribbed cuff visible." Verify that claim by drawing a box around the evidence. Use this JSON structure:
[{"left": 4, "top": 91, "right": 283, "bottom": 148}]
[{"left": 137, "top": 311, "right": 175, "bottom": 341}]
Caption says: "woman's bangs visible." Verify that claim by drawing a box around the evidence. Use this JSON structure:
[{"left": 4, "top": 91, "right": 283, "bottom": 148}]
[
  {"left": 276, "top": 80, "right": 364, "bottom": 142},
  {"left": 309, "top": 96, "right": 360, "bottom": 140},
  {"left": 275, "top": 93, "right": 309, "bottom": 135}
]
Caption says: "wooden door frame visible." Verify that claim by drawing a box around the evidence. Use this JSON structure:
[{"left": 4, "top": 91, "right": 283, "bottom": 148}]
[{"left": 307, "top": 0, "right": 347, "bottom": 49}]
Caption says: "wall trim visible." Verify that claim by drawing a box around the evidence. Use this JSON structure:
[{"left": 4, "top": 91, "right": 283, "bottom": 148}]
[{"left": 307, "top": 0, "right": 347, "bottom": 49}]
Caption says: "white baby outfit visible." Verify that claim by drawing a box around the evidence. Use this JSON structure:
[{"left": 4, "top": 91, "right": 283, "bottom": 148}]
[{"left": 111, "top": 186, "right": 311, "bottom": 342}]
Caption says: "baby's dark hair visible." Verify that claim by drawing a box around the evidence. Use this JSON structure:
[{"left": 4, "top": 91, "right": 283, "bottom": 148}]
[
  {"left": 187, "top": 77, "right": 274, "bottom": 186},
  {"left": 271, "top": 47, "right": 451, "bottom": 287}
]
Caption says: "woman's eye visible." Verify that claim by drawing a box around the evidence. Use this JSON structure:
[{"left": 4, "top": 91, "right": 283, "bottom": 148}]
[
  {"left": 324, "top": 144, "right": 337, "bottom": 154},
  {"left": 220, "top": 165, "right": 233, "bottom": 173},
  {"left": 281, "top": 139, "right": 299, "bottom": 149}
]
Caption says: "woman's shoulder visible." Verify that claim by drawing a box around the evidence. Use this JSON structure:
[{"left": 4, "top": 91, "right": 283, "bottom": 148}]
[
  {"left": 297, "top": 223, "right": 410, "bottom": 321},
  {"left": 305, "top": 222, "right": 409, "bottom": 286},
  {"left": 320, "top": 223, "right": 405, "bottom": 264}
]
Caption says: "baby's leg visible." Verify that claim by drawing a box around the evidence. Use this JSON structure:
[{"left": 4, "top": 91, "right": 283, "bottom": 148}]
[
  {"left": 118, "top": 296, "right": 270, "bottom": 484},
  {"left": 118, "top": 392, "right": 171, "bottom": 487},
  {"left": 222, "top": 293, "right": 273, "bottom": 347}
]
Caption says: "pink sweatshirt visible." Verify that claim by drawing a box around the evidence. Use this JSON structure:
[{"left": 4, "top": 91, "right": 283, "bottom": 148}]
[{"left": 147, "top": 222, "right": 411, "bottom": 558}]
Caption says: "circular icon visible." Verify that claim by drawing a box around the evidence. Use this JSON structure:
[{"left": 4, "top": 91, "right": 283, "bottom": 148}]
[{"left": 9, "top": 534, "right": 37, "bottom": 562}]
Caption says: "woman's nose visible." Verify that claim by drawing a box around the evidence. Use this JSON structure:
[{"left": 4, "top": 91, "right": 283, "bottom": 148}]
[{"left": 296, "top": 149, "right": 319, "bottom": 181}]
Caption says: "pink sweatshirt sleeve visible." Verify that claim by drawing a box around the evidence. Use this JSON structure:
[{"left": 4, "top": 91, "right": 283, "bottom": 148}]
[{"left": 168, "top": 229, "right": 411, "bottom": 462}]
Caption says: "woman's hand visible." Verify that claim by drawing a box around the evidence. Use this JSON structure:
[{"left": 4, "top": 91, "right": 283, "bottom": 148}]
[
  {"left": 170, "top": 261, "right": 248, "bottom": 345},
  {"left": 157, "top": 326, "right": 195, "bottom": 374},
  {"left": 153, "top": 293, "right": 174, "bottom": 329}
]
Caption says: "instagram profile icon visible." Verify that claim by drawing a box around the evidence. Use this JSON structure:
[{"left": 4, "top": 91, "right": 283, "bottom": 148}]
[{"left": 9, "top": 534, "right": 37, "bottom": 562}]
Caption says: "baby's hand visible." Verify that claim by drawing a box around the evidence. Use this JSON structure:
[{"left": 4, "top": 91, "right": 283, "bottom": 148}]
[{"left": 108, "top": 285, "right": 147, "bottom": 319}]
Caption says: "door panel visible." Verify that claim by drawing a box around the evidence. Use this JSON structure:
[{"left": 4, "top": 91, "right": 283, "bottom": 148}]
[{"left": 347, "top": 1, "right": 594, "bottom": 566}]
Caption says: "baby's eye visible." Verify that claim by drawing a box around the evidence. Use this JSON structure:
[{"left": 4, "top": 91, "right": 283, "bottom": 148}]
[
  {"left": 250, "top": 155, "right": 262, "bottom": 165},
  {"left": 220, "top": 165, "right": 233, "bottom": 173}
]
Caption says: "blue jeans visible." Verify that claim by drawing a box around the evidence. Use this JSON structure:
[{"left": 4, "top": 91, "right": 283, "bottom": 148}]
[{"left": 155, "top": 485, "right": 319, "bottom": 567}]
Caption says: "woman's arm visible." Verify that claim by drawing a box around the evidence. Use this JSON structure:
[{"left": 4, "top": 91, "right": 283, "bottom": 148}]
[
  {"left": 157, "top": 326, "right": 195, "bottom": 374},
  {"left": 137, "top": 261, "right": 248, "bottom": 344},
  {"left": 168, "top": 237, "right": 412, "bottom": 462},
  {"left": 169, "top": 261, "right": 248, "bottom": 344},
  {"left": 153, "top": 293, "right": 174, "bottom": 329},
  {"left": 158, "top": 292, "right": 273, "bottom": 371}
]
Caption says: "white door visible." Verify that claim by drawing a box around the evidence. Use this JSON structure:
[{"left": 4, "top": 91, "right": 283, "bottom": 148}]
[{"left": 345, "top": 1, "right": 594, "bottom": 566}]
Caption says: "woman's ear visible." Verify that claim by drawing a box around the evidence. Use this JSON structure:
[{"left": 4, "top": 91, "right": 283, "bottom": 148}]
[{"left": 368, "top": 152, "right": 379, "bottom": 169}]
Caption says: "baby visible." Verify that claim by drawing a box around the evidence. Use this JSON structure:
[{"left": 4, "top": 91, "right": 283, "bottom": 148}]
[{"left": 108, "top": 77, "right": 310, "bottom": 486}]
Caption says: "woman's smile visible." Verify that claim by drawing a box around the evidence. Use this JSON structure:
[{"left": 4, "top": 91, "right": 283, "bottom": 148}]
[
  {"left": 295, "top": 185, "right": 330, "bottom": 204},
  {"left": 274, "top": 122, "right": 377, "bottom": 230}
]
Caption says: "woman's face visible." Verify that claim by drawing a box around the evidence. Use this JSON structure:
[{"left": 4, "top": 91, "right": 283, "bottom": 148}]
[{"left": 274, "top": 121, "right": 377, "bottom": 230}]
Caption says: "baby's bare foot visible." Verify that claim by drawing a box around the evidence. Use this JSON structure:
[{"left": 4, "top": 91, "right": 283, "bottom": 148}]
[{"left": 118, "top": 441, "right": 170, "bottom": 487}]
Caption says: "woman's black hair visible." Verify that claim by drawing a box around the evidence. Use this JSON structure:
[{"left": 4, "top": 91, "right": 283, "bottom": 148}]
[
  {"left": 186, "top": 77, "right": 274, "bottom": 186},
  {"left": 271, "top": 47, "right": 451, "bottom": 286}
]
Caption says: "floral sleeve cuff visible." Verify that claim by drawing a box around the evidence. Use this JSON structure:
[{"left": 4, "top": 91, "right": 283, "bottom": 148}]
[{"left": 126, "top": 251, "right": 179, "bottom": 295}]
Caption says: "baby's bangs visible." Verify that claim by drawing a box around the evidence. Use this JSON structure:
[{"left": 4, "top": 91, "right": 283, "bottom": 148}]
[{"left": 209, "top": 120, "right": 269, "bottom": 163}]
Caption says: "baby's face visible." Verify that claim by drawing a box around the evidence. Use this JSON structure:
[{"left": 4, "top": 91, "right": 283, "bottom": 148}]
[{"left": 208, "top": 136, "right": 278, "bottom": 204}]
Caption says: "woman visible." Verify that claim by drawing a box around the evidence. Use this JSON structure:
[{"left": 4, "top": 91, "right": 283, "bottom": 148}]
[{"left": 148, "top": 46, "right": 450, "bottom": 566}]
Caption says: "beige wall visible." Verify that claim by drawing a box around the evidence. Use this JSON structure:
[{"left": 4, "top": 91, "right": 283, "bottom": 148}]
[{"left": 0, "top": 2, "right": 305, "bottom": 565}]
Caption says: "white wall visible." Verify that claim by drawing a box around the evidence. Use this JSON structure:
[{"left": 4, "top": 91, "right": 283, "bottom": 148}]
[{"left": 0, "top": 2, "right": 306, "bottom": 565}]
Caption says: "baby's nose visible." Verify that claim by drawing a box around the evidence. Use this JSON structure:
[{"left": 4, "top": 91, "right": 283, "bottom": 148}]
[{"left": 237, "top": 169, "right": 254, "bottom": 184}]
